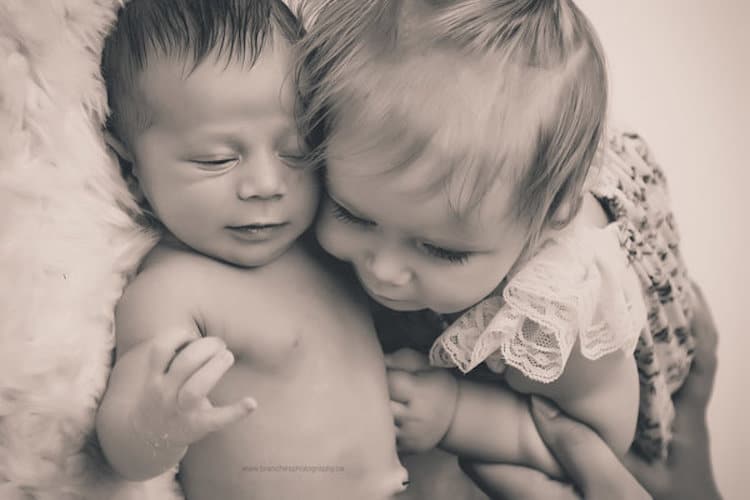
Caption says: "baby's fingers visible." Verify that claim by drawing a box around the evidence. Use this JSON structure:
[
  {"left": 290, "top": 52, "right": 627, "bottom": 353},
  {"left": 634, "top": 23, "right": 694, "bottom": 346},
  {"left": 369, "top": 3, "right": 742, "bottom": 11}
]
[
  {"left": 195, "top": 398, "right": 257, "bottom": 435},
  {"left": 148, "top": 329, "right": 196, "bottom": 374},
  {"left": 168, "top": 336, "right": 227, "bottom": 388},
  {"left": 177, "top": 349, "right": 235, "bottom": 410}
]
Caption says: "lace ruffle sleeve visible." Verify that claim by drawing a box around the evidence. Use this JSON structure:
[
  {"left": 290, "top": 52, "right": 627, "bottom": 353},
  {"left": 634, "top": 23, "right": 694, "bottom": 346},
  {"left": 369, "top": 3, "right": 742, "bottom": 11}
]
[{"left": 429, "top": 224, "right": 646, "bottom": 383}]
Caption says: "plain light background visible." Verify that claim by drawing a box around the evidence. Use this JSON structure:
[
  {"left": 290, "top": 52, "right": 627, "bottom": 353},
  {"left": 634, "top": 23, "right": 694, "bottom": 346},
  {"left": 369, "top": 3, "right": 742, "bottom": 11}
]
[{"left": 576, "top": 1, "right": 749, "bottom": 498}]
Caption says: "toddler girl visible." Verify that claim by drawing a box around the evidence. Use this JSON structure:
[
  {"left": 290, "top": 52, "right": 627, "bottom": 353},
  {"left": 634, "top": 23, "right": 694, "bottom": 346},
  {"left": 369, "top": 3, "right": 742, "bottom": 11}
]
[
  {"left": 298, "top": 0, "right": 695, "bottom": 482},
  {"left": 95, "top": 1, "right": 407, "bottom": 498}
]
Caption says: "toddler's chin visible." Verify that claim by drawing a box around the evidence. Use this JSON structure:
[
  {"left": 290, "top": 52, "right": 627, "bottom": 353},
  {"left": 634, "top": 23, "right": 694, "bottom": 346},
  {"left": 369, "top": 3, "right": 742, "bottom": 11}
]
[{"left": 365, "top": 292, "right": 422, "bottom": 312}]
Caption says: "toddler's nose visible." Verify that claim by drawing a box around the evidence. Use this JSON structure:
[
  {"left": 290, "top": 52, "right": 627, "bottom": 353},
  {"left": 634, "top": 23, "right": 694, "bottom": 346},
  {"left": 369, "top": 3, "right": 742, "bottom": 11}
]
[{"left": 367, "top": 250, "right": 412, "bottom": 288}]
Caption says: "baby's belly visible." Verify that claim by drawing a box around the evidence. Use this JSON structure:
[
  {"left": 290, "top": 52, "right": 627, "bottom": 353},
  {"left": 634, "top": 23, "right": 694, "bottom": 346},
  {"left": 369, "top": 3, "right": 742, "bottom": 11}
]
[{"left": 179, "top": 325, "right": 407, "bottom": 500}]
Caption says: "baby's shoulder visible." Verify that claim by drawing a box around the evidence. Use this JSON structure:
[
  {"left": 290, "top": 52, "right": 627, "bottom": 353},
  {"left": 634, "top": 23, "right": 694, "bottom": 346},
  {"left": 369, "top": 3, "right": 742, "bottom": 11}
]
[
  {"left": 132, "top": 243, "right": 234, "bottom": 294},
  {"left": 115, "top": 246, "right": 232, "bottom": 345}
]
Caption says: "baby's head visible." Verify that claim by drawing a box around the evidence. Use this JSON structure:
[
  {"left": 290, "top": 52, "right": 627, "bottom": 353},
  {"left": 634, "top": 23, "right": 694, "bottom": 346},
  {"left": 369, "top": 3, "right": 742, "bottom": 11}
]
[
  {"left": 102, "top": 0, "right": 319, "bottom": 268},
  {"left": 301, "top": 0, "right": 607, "bottom": 313}
]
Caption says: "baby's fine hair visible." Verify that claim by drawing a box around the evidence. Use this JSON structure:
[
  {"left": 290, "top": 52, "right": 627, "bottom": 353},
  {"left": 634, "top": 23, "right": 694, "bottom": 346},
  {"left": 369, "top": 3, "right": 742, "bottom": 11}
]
[
  {"left": 102, "top": 0, "right": 300, "bottom": 141},
  {"left": 299, "top": 0, "right": 607, "bottom": 242}
]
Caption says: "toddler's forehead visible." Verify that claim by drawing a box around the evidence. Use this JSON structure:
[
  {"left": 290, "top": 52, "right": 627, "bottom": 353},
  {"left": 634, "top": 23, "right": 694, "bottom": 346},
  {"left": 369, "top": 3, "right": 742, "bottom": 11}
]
[{"left": 328, "top": 120, "right": 520, "bottom": 228}]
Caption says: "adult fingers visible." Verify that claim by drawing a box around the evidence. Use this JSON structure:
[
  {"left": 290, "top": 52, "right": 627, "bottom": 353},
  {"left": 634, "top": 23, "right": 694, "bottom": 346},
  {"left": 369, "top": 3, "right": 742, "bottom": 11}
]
[
  {"left": 176, "top": 348, "right": 235, "bottom": 410},
  {"left": 458, "top": 459, "right": 580, "bottom": 500},
  {"left": 167, "top": 336, "right": 227, "bottom": 386},
  {"left": 384, "top": 348, "right": 430, "bottom": 372},
  {"left": 530, "top": 396, "right": 651, "bottom": 500},
  {"left": 621, "top": 449, "right": 671, "bottom": 496},
  {"left": 691, "top": 282, "right": 718, "bottom": 354},
  {"left": 386, "top": 369, "right": 416, "bottom": 404},
  {"left": 678, "top": 282, "right": 719, "bottom": 404}
]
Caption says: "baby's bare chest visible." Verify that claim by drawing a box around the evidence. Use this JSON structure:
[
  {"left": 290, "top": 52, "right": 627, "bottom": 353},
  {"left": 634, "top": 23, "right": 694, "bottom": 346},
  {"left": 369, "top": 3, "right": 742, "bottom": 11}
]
[{"left": 195, "top": 256, "right": 376, "bottom": 373}]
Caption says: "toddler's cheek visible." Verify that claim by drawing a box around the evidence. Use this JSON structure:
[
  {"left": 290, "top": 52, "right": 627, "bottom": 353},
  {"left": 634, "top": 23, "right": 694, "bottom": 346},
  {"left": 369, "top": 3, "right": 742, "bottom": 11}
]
[{"left": 314, "top": 215, "right": 352, "bottom": 261}]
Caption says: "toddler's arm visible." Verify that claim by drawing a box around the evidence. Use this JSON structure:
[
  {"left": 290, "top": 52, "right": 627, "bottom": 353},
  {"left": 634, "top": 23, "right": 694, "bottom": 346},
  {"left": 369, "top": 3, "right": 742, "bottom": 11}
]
[
  {"left": 461, "top": 282, "right": 720, "bottom": 500},
  {"left": 96, "top": 273, "right": 255, "bottom": 480},
  {"left": 440, "top": 341, "right": 639, "bottom": 477}
]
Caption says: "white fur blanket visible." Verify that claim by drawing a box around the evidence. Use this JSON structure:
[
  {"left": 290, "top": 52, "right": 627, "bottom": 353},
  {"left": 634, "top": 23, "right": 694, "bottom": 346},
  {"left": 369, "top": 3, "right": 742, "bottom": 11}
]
[{"left": 0, "top": 1, "right": 180, "bottom": 498}]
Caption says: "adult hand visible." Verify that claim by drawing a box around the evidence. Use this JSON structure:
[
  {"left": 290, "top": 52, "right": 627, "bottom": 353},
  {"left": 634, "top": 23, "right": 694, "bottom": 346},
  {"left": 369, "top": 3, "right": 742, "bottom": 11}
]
[{"left": 623, "top": 283, "right": 721, "bottom": 500}]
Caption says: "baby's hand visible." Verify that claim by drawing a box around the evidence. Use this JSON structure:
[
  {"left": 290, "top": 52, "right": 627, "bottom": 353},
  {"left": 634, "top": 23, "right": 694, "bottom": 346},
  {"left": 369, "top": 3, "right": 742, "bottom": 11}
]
[
  {"left": 128, "top": 332, "right": 257, "bottom": 451},
  {"left": 385, "top": 348, "right": 459, "bottom": 454}
]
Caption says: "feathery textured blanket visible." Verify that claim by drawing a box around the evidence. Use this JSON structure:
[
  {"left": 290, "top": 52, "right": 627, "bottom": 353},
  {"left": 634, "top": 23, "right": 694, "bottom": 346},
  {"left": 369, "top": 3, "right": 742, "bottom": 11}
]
[{"left": 0, "top": 1, "right": 180, "bottom": 498}]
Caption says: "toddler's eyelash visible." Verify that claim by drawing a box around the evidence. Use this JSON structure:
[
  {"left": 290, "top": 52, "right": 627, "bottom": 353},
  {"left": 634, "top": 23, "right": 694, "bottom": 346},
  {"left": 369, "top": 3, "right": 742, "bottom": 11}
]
[
  {"left": 421, "top": 243, "right": 470, "bottom": 264},
  {"left": 329, "top": 197, "right": 470, "bottom": 264},
  {"left": 277, "top": 152, "right": 309, "bottom": 169},
  {"left": 330, "top": 200, "right": 375, "bottom": 227}
]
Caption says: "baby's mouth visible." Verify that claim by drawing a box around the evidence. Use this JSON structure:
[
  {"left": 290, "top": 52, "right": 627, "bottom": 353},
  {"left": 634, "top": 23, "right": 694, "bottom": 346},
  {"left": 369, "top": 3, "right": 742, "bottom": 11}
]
[{"left": 227, "top": 222, "right": 289, "bottom": 238}]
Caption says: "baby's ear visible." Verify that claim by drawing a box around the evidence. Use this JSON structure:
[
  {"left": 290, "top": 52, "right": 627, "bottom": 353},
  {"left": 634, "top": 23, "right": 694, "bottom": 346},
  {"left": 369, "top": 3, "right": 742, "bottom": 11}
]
[
  {"left": 103, "top": 130, "right": 134, "bottom": 163},
  {"left": 103, "top": 129, "right": 149, "bottom": 208}
]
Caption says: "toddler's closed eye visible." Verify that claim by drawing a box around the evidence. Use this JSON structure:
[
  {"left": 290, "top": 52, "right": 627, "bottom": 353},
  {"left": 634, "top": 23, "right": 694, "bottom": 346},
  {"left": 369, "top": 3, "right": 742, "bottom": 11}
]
[{"left": 419, "top": 242, "right": 470, "bottom": 264}]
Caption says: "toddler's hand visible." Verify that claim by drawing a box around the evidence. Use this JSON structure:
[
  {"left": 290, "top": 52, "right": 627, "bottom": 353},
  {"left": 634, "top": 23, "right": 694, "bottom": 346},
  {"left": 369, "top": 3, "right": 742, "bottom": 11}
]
[
  {"left": 128, "top": 331, "right": 257, "bottom": 451},
  {"left": 385, "top": 348, "right": 458, "bottom": 454}
]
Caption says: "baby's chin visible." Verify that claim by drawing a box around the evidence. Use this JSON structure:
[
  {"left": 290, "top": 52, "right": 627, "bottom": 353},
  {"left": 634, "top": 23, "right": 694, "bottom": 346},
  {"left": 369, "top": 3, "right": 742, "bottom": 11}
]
[{"left": 214, "top": 241, "right": 299, "bottom": 269}]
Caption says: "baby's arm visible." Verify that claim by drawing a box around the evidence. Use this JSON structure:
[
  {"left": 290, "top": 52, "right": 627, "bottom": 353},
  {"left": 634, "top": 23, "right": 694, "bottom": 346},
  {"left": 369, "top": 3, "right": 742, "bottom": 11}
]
[
  {"left": 96, "top": 271, "right": 255, "bottom": 480},
  {"left": 441, "top": 341, "right": 639, "bottom": 477}
]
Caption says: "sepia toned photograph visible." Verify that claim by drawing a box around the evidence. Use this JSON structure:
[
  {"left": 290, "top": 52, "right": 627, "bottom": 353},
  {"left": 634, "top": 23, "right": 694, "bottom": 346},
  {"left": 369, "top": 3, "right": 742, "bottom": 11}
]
[{"left": 0, "top": 1, "right": 745, "bottom": 498}]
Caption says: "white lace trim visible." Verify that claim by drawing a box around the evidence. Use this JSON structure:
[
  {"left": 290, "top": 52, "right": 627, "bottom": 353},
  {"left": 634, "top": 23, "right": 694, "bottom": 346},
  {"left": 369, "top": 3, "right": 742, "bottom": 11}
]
[{"left": 429, "top": 223, "right": 645, "bottom": 383}]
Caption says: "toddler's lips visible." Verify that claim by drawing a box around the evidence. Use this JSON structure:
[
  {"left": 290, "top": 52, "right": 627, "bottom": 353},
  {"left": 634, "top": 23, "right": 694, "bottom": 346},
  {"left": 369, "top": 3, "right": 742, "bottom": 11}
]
[{"left": 366, "top": 286, "right": 410, "bottom": 305}]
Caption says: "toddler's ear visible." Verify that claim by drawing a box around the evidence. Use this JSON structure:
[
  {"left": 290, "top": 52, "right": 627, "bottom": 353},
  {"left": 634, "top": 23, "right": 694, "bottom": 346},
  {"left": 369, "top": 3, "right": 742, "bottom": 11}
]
[
  {"left": 548, "top": 194, "right": 583, "bottom": 229},
  {"left": 103, "top": 130, "right": 134, "bottom": 163}
]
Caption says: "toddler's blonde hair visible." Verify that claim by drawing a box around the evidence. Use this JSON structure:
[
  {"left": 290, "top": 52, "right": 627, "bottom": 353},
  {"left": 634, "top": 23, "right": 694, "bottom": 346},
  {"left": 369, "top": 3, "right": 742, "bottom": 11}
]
[{"left": 299, "top": 0, "right": 607, "bottom": 243}]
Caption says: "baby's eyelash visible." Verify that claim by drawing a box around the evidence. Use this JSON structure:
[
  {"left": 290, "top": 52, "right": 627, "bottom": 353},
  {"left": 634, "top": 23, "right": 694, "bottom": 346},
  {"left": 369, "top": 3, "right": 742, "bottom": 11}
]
[
  {"left": 421, "top": 243, "right": 471, "bottom": 264},
  {"left": 191, "top": 158, "right": 238, "bottom": 169},
  {"left": 195, "top": 158, "right": 234, "bottom": 164},
  {"left": 330, "top": 200, "right": 375, "bottom": 227}
]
